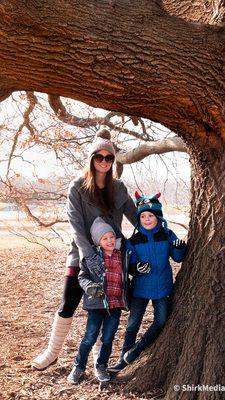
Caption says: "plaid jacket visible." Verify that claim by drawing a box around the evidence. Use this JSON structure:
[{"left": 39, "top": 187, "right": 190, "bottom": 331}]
[
  {"left": 78, "top": 246, "right": 131, "bottom": 311},
  {"left": 104, "top": 249, "right": 124, "bottom": 309}
]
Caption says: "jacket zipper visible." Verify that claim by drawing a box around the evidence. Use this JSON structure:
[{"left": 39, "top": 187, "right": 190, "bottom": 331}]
[
  {"left": 122, "top": 250, "right": 131, "bottom": 310},
  {"left": 101, "top": 263, "right": 110, "bottom": 314}
]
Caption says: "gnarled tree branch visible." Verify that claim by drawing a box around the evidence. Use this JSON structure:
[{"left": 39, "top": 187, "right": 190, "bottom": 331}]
[
  {"left": 48, "top": 94, "right": 152, "bottom": 141},
  {"left": 116, "top": 137, "right": 186, "bottom": 164}
]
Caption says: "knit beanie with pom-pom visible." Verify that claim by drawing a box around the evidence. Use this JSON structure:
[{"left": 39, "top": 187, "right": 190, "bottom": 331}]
[{"left": 88, "top": 128, "right": 116, "bottom": 158}]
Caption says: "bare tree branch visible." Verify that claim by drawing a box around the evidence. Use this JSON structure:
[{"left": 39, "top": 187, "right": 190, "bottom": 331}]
[
  {"left": 8, "top": 228, "right": 52, "bottom": 251},
  {"left": 14, "top": 198, "right": 67, "bottom": 227},
  {"left": 115, "top": 161, "right": 124, "bottom": 179},
  {"left": 5, "top": 91, "right": 38, "bottom": 178},
  {"left": 116, "top": 137, "right": 186, "bottom": 164},
  {"left": 167, "top": 219, "right": 189, "bottom": 231},
  {"left": 48, "top": 95, "right": 153, "bottom": 141}
]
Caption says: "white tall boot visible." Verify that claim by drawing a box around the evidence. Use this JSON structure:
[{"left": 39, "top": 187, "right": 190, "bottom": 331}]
[{"left": 32, "top": 314, "right": 73, "bottom": 370}]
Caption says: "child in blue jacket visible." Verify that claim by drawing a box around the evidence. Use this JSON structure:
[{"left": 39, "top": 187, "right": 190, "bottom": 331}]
[{"left": 109, "top": 191, "right": 187, "bottom": 371}]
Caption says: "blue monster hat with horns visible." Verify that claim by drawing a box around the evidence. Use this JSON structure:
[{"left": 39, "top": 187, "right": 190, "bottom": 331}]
[{"left": 135, "top": 191, "right": 168, "bottom": 231}]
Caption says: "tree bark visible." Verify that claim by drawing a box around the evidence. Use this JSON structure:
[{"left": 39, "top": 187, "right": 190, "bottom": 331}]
[
  {"left": 1, "top": 2, "right": 225, "bottom": 398},
  {"left": 162, "top": 0, "right": 225, "bottom": 24},
  {"left": 0, "top": 1, "right": 225, "bottom": 145},
  {"left": 121, "top": 145, "right": 225, "bottom": 399}
]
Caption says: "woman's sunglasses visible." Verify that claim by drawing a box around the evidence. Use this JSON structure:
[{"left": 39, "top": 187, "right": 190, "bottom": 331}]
[{"left": 93, "top": 154, "right": 115, "bottom": 163}]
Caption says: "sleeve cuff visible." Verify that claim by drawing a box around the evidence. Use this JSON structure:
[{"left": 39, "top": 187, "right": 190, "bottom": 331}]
[{"left": 65, "top": 266, "right": 80, "bottom": 277}]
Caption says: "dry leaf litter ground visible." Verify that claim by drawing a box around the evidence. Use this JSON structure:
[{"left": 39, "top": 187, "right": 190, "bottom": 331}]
[{"left": 0, "top": 245, "right": 181, "bottom": 400}]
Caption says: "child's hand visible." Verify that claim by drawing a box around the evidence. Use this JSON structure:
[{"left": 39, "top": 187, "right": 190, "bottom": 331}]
[
  {"left": 86, "top": 283, "right": 104, "bottom": 298},
  {"left": 172, "top": 239, "right": 186, "bottom": 249},
  {"left": 137, "top": 262, "right": 151, "bottom": 273}
]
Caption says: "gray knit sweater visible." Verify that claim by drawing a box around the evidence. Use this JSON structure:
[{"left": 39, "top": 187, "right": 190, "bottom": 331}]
[{"left": 66, "top": 177, "right": 137, "bottom": 266}]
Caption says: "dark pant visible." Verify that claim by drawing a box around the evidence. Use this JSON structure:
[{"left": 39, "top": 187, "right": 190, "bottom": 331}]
[
  {"left": 58, "top": 275, "right": 83, "bottom": 318},
  {"left": 75, "top": 308, "right": 121, "bottom": 371},
  {"left": 121, "top": 296, "right": 169, "bottom": 355}
]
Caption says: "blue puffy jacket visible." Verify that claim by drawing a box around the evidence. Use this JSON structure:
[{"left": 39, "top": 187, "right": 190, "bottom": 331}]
[{"left": 126, "top": 222, "right": 187, "bottom": 300}]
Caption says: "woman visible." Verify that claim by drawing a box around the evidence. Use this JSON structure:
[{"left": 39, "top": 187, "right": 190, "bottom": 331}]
[{"left": 32, "top": 129, "right": 137, "bottom": 370}]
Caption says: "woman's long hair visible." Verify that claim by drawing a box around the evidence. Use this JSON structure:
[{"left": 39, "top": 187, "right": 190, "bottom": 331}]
[{"left": 81, "top": 157, "right": 115, "bottom": 213}]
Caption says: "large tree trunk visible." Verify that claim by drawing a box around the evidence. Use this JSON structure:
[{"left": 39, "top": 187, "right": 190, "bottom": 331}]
[
  {"left": 121, "top": 142, "right": 225, "bottom": 399},
  {"left": 0, "top": 1, "right": 225, "bottom": 142}
]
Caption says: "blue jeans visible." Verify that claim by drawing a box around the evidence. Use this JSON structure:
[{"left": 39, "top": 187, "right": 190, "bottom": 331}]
[
  {"left": 121, "top": 296, "right": 169, "bottom": 355},
  {"left": 75, "top": 308, "right": 121, "bottom": 371}
]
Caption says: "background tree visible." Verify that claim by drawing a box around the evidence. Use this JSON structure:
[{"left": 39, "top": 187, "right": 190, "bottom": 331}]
[{"left": 0, "top": 1, "right": 225, "bottom": 399}]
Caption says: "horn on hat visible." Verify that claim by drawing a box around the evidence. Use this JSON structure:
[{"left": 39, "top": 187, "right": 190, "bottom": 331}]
[{"left": 135, "top": 191, "right": 142, "bottom": 200}]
